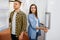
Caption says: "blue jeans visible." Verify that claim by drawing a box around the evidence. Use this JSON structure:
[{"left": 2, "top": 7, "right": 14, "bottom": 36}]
[
  {"left": 29, "top": 31, "right": 41, "bottom": 40},
  {"left": 29, "top": 37, "right": 36, "bottom": 40}
]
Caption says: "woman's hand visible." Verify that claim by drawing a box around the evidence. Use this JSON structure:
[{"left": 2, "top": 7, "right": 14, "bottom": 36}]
[
  {"left": 39, "top": 27, "right": 44, "bottom": 30},
  {"left": 40, "top": 27, "right": 48, "bottom": 33},
  {"left": 43, "top": 28, "right": 48, "bottom": 33},
  {"left": 36, "top": 27, "right": 48, "bottom": 33},
  {"left": 36, "top": 27, "right": 44, "bottom": 30}
]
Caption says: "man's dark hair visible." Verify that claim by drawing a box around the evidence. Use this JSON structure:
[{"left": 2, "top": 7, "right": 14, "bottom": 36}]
[{"left": 14, "top": 0, "right": 22, "bottom": 5}]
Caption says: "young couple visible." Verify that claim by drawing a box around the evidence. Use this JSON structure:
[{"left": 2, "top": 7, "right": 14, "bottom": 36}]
[{"left": 9, "top": 1, "right": 48, "bottom": 40}]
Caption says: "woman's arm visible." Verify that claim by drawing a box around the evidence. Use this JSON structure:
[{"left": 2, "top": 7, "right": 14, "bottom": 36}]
[
  {"left": 36, "top": 27, "right": 44, "bottom": 30},
  {"left": 28, "top": 14, "right": 36, "bottom": 30},
  {"left": 36, "top": 27, "right": 48, "bottom": 33}
]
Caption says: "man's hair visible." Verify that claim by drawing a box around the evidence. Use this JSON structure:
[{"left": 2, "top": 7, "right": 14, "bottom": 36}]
[{"left": 14, "top": 0, "right": 22, "bottom": 5}]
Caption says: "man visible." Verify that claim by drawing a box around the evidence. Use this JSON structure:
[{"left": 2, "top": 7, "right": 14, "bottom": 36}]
[{"left": 9, "top": 1, "right": 27, "bottom": 40}]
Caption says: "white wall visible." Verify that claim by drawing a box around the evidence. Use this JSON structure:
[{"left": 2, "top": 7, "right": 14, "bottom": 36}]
[
  {"left": 0, "top": 0, "right": 9, "bottom": 31},
  {"left": 46, "top": 0, "right": 60, "bottom": 40}
]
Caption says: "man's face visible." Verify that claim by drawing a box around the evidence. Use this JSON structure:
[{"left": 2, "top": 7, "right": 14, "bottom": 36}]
[{"left": 14, "top": 1, "right": 21, "bottom": 10}]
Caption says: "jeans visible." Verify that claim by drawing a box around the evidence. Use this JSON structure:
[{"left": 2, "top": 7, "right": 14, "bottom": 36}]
[
  {"left": 29, "top": 31, "right": 41, "bottom": 40},
  {"left": 11, "top": 34, "right": 18, "bottom": 40}
]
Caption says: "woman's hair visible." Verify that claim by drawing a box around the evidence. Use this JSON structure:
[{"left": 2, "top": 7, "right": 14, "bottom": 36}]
[{"left": 29, "top": 4, "right": 38, "bottom": 18}]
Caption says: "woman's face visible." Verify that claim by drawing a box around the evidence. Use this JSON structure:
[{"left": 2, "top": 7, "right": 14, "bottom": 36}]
[{"left": 31, "top": 6, "right": 36, "bottom": 14}]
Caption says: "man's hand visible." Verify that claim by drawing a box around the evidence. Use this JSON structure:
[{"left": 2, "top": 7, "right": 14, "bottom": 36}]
[{"left": 19, "top": 32, "right": 24, "bottom": 40}]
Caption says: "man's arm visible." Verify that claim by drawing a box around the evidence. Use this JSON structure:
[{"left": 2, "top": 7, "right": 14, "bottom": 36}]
[
  {"left": 22, "top": 14, "right": 27, "bottom": 32},
  {"left": 9, "top": 13, "right": 11, "bottom": 27}
]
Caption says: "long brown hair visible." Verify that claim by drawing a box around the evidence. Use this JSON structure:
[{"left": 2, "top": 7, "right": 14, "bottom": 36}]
[{"left": 29, "top": 4, "right": 38, "bottom": 18}]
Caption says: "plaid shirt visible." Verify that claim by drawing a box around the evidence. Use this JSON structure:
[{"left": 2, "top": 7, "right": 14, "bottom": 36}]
[{"left": 9, "top": 10, "right": 27, "bottom": 37}]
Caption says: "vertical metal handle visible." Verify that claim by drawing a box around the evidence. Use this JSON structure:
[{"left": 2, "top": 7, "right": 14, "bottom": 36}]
[{"left": 45, "top": 12, "right": 51, "bottom": 29}]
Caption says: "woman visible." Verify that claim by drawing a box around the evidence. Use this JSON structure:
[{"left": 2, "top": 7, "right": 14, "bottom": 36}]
[
  {"left": 28, "top": 4, "right": 48, "bottom": 40},
  {"left": 28, "top": 4, "right": 41, "bottom": 40}
]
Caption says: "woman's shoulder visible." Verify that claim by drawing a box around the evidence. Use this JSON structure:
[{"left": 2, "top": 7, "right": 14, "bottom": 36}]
[
  {"left": 28, "top": 14, "right": 34, "bottom": 17},
  {"left": 28, "top": 14, "right": 34, "bottom": 19}
]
